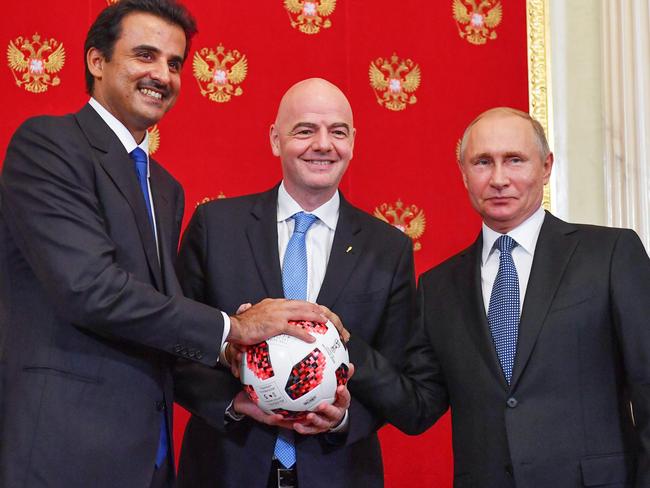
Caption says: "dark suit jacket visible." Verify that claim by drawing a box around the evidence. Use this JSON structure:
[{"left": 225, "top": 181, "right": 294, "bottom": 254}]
[
  {"left": 350, "top": 212, "right": 650, "bottom": 488},
  {"left": 173, "top": 187, "right": 416, "bottom": 488},
  {"left": 0, "top": 105, "right": 224, "bottom": 488}
]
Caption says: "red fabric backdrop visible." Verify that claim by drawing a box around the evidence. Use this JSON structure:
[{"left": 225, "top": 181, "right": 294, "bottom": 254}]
[{"left": 1, "top": 1, "right": 529, "bottom": 485}]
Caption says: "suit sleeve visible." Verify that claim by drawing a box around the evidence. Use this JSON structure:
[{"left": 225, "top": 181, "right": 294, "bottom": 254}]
[
  {"left": 173, "top": 205, "right": 241, "bottom": 429},
  {"left": 349, "top": 272, "right": 449, "bottom": 436},
  {"left": 337, "top": 235, "right": 418, "bottom": 445},
  {"left": 0, "top": 117, "right": 223, "bottom": 365},
  {"left": 609, "top": 230, "right": 650, "bottom": 486}
]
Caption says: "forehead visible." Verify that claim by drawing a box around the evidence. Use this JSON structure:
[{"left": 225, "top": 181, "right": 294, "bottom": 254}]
[
  {"left": 466, "top": 113, "right": 536, "bottom": 152},
  {"left": 116, "top": 11, "right": 186, "bottom": 55},
  {"left": 279, "top": 88, "right": 353, "bottom": 127}
]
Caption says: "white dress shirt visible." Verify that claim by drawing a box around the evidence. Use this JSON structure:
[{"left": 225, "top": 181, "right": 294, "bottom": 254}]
[
  {"left": 277, "top": 182, "right": 348, "bottom": 431},
  {"left": 89, "top": 98, "right": 230, "bottom": 345},
  {"left": 480, "top": 206, "right": 546, "bottom": 314},
  {"left": 277, "top": 182, "right": 338, "bottom": 301}
]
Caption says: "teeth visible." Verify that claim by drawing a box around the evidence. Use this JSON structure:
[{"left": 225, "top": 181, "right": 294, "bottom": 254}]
[
  {"left": 305, "top": 160, "right": 333, "bottom": 165},
  {"left": 140, "top": 88, "right": 162, "bottom": 100}
]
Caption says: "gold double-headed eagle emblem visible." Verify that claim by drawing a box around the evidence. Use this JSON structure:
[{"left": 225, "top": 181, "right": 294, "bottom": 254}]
[
  {"left": 284, "top": 0, "right": 336, "bottom": 35},
  {"left": 369, "top": 53, "right": 421, "bottom": 112},
  {"left": 452, "top": 0, "right": 503, "bottom": 45},
  {"left": 148, "top": 125, "right": 160, "bottom": 155},
  {"left": 374, "top": 200, "right": 426, "bottom": 251},
  {"left": 193, "top": 44, "right": 248, "bottom": 104},
  {"left": 7, "top": 34, "right": 65, "bottom": 94}
]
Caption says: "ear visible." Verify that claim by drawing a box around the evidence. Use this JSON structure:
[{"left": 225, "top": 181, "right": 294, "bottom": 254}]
[
  {"left": 349, "top": 127, "right": 356, "bottom": 160},
  {"left": 542, "top": 152, "right": 554, "bottom": 184},
  {"left": 458, "top": 159, "right": 469, "bottom": 189},
  {"left": 86, "top": 47, "right": 106, "bottom": 81},
  {"left": 269, "top": 124, "right": 281, "bottom": 157}
]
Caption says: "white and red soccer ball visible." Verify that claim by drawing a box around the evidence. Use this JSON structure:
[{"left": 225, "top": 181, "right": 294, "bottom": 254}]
[{"left": 240, "top": 320, "right": 350, "bottom": 419}]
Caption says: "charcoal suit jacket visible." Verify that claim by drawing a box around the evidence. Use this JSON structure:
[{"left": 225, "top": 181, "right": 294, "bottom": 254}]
[
  {"left": 349, "top": 212, "right": 650, "bottom": 488},
  {"left": 173, "top": 186, "right": 416, "bottom": 488},
  {"left": 0, "top": 104, "right": 224, "bottom": 488}
]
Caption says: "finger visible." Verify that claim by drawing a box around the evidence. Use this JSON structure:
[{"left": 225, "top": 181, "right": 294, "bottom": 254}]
[
  {"left": 318, "top": 305, "right": 350, "bottom": 342},
  {"left": 281, "top": 321, "right": 316, "bottom": 343},
  {"left": 236, "top": 303, "right": 253, "bottom": 314}
]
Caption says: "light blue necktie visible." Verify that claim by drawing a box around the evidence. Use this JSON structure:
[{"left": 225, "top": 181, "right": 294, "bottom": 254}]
[
  {"left": 487, "top": 235, "right": 520, "bottom": 385},
  {"left": 274, "top": 211, "right": 318, "bottom": 468},
  {"left": 129, "top": 147, "right": 168, "bottom": 468}
]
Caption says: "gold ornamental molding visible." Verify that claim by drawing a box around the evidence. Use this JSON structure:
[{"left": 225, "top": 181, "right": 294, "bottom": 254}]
[
  {"left": 196, "top": 192, "right": 226, "bottom": 208},
  {"left": 527, "top": 0, "right": 553, "bottom": 210}
]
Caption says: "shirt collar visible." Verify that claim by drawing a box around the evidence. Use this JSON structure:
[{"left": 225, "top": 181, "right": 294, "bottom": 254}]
[
  {"left": 88, "top": 98, "right": 150, "bottom": 175},
  {"left": 277, "top": 181, "right": 340, "bottom": 230},
  {"left": 481, "top": 206, "right": 546, "bottom": 265}
]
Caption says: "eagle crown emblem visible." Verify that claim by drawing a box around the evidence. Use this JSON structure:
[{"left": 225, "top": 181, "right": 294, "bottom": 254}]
[
  {"left": 452, "top": 0, "right": 503, "bottom": 45},
  {"left": 374, "top": 199, "right": 426, "bottom": 251},
  {"left": 369, "top": 53, "right": 421, "bottom": 112},
  {"left": 193, "top": 43, "right": 248, "bottom": 104},
  {"left": 7, "top": 33, "right": 65, "bottom": 93},
  {"left": 284, "top": 0, "right": 336, "bottom": 35}
]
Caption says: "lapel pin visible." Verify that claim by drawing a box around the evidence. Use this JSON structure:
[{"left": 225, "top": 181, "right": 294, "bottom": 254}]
[{"left": 346, "top": 246, "right": 353, "bottom": 253}]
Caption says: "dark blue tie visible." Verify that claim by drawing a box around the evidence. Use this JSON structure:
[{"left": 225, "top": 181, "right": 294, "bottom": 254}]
[
  {"left": 274, "top": 211, "right": 318, "bottom": 468},
  {"left": 129, "top": 147, "right": 168, "bottom": 468},
  {"left": 487, "top": 235, "right": 520, "bottom": 385}
]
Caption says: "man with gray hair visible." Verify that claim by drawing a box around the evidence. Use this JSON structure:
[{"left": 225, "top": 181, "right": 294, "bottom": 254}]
[{"left": 348, "top": 107, "right": 650, "bottom": 487}]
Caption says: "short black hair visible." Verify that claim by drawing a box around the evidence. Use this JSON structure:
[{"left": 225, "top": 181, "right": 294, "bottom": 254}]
[{"left": 84, "top": 0, "right": 197, "bottom": 94}]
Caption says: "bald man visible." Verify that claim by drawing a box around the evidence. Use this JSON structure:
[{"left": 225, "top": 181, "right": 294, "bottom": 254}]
[
  {"left": 348, "top": 107, "right": 650, "bottom": 487},
  {"left": 173, "top": 78, "right": 416, "bottom": 488}
]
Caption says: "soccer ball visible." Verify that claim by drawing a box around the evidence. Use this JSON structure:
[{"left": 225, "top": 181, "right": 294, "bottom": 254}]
[{"left": 240, "top": 320, "right": 350, "bottom": 419}]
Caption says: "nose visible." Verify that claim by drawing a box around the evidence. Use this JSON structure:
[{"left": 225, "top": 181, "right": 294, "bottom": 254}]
[
  {"left": 311, "top": 129, "right": 333, "bottom": 152},
  {"left": 150, "top": 60, "right": 171, "bottom": 85},
  {"left": 490, "top": 161, "right": 510, "bottom": 189}
]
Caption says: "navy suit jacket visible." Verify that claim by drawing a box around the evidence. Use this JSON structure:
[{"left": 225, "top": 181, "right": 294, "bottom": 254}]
[
  {"left": 350, "top": 213, "right": 650, "bottom": 488},
  {"left": 173, "top": 187, "right": 416, "bottom": 488},
  {"left": 0, "top": 105, "right": 224, "bottom": 488}
]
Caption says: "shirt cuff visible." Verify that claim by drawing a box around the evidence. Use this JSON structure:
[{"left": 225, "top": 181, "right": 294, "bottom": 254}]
[
  {"left": 328, "top": 409, "right": 349, "bottom": 433},
  {"left": 220, "top": 311, "right": 230, "bottom": 348}
]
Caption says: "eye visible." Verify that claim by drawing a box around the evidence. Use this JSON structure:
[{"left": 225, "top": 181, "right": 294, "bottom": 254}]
[
  {"left": 293, "top": 128, "right": 314, "bottom": 137},
  {"left": 331, "top": 129, "right": 348, "bottom": 138},
  {"left": 168, "top": 61, "right": 181, "bottom": 73},
  {"left": 509, "top": 156, "right": 523, "bottom": 164},
  {"left": 475, "top": 158, "right": 491, "bottom": 166},
  {"left": 137, "top": 50, "right": 154, "bottom": 61}
]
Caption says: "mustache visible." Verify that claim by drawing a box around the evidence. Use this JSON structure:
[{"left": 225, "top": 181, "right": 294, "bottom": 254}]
[{"left": 137, "top": 80, "right": 170, "bottom": 98}]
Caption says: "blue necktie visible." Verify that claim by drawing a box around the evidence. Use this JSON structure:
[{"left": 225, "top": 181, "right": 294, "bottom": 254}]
[
  {"left": 129, "top": 147, "right": 168, "bottom": 468},
  {"left": 274, "top": 211, "right": 318, "bottom": 468},
  {"left": 487, "top": 235, "right": 520, "bottom": 385}
]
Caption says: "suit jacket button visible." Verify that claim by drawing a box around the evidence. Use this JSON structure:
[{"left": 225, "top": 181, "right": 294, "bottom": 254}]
[
  {"left": 196, "top": 351, "right": 203, "bottom": 360},
  {"left": 506, "top": 397, "right": 518, "bottom": 408},
  {"left": 505, "top": 464, "right": 513, "bottom": 476},
  {"left": 155, "top": 401, "right": 165, "bottom": 411},
  {"left": 173, "top": 344, "right": 182, "bottom": 353}
]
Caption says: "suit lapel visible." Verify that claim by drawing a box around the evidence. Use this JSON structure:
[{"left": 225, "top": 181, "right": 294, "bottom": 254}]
[
  {"left": 246, "top": 187, "right": 284, "bottom": 298},
  {"left": 75, "top": 105, "right": 163, "bottom": 290},
  {"left": 456, "top": 235, "right": 509, "bottom": 387},
  {"left": 510, "top": 212, "right": 579, "bottom": 388},
  {"left": 150, "top": 162, "right": 176, "bottom": 294},
  {"left": 316, "top": 196, "right": 363, "bottom": 309}
]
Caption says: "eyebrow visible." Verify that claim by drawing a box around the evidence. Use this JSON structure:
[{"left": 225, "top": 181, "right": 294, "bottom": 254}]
[
  {"left": 289, "top": 122, "right": 350, "bottom": 132},
  {"left": 133, "top": 44, "right": 184, "bottom": 64}
]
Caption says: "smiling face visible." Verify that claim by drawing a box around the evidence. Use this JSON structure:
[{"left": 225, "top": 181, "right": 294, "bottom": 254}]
[
  {"left": 459, "top": 110, "right": 553, "bottom": 233},
  {"left": 86, "top": 12, "right": 186, "bottom": 142},
  {"left": 270, "top": 79, "right": 355, "bottom": 210}
]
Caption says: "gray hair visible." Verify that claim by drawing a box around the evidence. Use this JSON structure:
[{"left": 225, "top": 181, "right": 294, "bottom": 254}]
[{"left": 458, "top": 107, "right": 550, "bottom": 162}]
